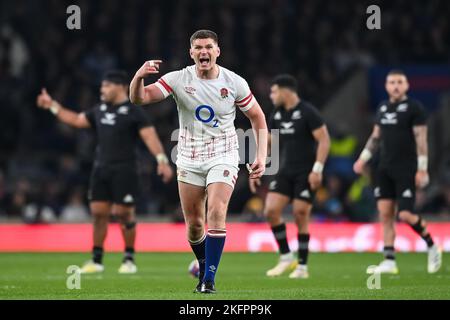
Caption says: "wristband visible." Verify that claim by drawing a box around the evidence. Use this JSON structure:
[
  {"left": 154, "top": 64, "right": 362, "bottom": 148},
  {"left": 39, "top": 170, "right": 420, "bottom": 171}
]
[
  {"left": 156, "top": 153, "right": 169, "bottom": 164},
  {"left": 359, "top": 149, "right": 372, "bottom": 162},
  {"left": 50, "top": 101, "right": 60, "bottom": 115},
  {"left": 312, "top": 161, "right": 324, "bottom": 174},
  {"left": 418, "top": 156, "right": 428, "bottom": 171}
]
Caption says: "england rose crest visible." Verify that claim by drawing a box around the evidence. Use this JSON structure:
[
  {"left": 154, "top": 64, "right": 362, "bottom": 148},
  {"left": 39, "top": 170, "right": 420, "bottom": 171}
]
[{"left": 220, "top": 88, "right": 228, "bottom": 99}]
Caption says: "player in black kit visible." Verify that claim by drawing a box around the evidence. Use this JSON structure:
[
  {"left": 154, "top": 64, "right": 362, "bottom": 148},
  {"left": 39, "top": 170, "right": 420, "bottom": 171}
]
[
  {"left": 250, "top": 74, "right": 330, "bottom": 278},
  {"left": 36, "top": 70, "right": 173, "bottom": 274},
  {"left": 354, "top": 70, "right": 442, "bottom": 274}
]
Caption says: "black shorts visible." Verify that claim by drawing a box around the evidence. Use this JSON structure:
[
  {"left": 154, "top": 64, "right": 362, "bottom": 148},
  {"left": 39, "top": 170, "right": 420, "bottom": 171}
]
[
  {"left": 268, "top": 172, "right": 314, "bottom": 203},
  {"left": 374, "top": 166, "right": 415, "bottom": 212},
  {"left": 88, "top": 163, "right": 138, "bottom": 205}
]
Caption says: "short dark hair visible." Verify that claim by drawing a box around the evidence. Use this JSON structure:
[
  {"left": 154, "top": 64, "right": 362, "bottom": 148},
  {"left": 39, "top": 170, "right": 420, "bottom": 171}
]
[
  {"left": 271, "top": 74, "right": 298, "bottom": 92},
  {"left": 190, "top": 29, "right": 218, "bottom": 46},
  {"left": 387, "top": 69, "right": 407, "bottom": 77},
  {"left": 102, "top": 70, "right": 128, "bottom": 85}
]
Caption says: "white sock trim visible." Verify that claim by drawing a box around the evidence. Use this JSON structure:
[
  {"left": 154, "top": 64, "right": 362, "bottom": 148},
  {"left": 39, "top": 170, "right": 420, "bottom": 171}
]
[
  {"left": 207, "top": 228, "right": 227, "bottom": 237},
  {"left": 188, "top": 232, "right": 206, "bottom": 245}
]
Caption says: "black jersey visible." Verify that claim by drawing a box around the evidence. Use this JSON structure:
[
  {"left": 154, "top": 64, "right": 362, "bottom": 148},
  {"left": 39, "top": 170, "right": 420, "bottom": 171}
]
[
  {"left": 85, "top": 100, "right": 153, "bottom": 166},
  {"left": 268, "top": 101, "right": 324, "bottom": 174},
  {"left": 375, "top": 98, "right": 427, "bottom": 170}
]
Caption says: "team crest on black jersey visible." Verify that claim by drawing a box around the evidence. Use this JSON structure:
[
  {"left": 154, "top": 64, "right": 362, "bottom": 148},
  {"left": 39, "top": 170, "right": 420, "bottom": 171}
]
[
  {"left": 220, "top": 88, "right": 229, "bottom": 99},
  {"left": 118, "top": 106, "right": 129, "bottom": 114},
  {"left": 397, "top": 103, "right": 408, "bottom": 112},
  {"left": 292, "top": 110, "right": 301, "bottom": 120}
]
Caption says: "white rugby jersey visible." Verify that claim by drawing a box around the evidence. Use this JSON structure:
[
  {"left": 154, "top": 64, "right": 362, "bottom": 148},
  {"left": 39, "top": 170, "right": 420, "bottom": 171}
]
[{"left": 154, "top": 65, "right": 256, "bottom": 169}]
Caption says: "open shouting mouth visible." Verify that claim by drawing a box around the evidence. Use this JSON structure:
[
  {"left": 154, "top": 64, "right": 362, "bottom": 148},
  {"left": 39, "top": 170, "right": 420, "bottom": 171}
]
[{"left": 199, "top": 56, "right": 210, "bottom": 67}]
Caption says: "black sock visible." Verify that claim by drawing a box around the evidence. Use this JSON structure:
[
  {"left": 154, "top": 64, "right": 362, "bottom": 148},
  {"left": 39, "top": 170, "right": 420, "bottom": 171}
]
[
  {"left": 422, "top": 234, "right": 434, "bottom": 248},
  {"left": 189, "top": 234, "right": 206, "bottom": 280},
  {"left": 409, "top": 217, "right": 434, "bottom": 248},
  {"left": 383, "top": 246, "right": 395, "bottom": 260},
  {"left": 298, "top": 233, "right": 310, "bottom": 265},
  {"left": 93, "top": 246, "right": 104, "bottom": 264},
  {"left": 123, "top": 247, "right": 135, "bottom": 262},
  {"left": 409, "top": 217, "right": 426, "bottom": 235},
  {"left": 271, "top": 223, "right": 290, "bottom": 255}
]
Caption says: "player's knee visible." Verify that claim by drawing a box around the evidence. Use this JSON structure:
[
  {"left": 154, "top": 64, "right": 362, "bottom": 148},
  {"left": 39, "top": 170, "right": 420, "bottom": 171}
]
[
  {"left": 379, "top": 210, "right": 394, "bottom": 224},
  {"left": 117, "top": 212, "right": 137, "bottom": 230},
  {"left": 293, "top": 208, "right": 309, "bottom": 219},
  {"left": 207, "top": 200, "right": 228, "bottom": 217},
  {"left": 92, "top": 211, "right": 109, "bottom": 226},
  {"left": 264, "top": 207, "right": 281, "bottom": 224},
  {"left": 187, "top": 218, "right": 204, "bottom": 234}
]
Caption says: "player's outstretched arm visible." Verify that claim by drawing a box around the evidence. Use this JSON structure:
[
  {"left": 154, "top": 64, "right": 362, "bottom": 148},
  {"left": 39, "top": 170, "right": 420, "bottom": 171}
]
[
  {"left": 130, "top": 60, "right": 165, "bottom": 105},
  {"left": 244, "top": 101, "right": 268, "bottom": 180},
  {"left": 309, "top": 125, "right": 331, "bottom": 190},
  {"left": 353, "top": 125, "right": 381, "bottom": 174},
  {"left": 139, "top": 127, "right": 174, "bottom": 183},
  {"left": 36, "top": 88, "right": 90, "bottom": 129},
  {"left": 413, "top": 125, "right": 429, "bottom": 188}
]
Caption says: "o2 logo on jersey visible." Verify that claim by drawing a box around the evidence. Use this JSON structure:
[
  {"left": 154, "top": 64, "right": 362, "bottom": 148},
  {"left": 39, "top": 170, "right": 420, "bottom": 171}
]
[{"left": 195, "top": 105, "right": 219, "bottom": 127}]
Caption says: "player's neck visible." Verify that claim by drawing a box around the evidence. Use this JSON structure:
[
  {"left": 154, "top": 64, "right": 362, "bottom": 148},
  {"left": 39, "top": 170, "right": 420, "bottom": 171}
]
[
  {"left": 283, "top": 96, "right": 300, "bottom": 111},
  {"left": 195, "top": 65, "right": 220, "bottom": 80},
  {"left": 111, "top": 94, "right": 129, "bottom": 106},
  {"left": 389, "top": 95, "right": 408, "bottom": 104}
]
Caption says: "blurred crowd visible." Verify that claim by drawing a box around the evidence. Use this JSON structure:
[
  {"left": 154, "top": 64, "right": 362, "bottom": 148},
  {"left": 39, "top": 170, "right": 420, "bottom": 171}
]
[{"left": 1, "top": 0, "right": 450, "bottom": 222}]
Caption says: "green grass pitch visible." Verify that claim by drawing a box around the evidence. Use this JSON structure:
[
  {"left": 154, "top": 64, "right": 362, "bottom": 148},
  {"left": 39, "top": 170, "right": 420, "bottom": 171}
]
[{"left": 0, "top": 252, "right": 448, "bottom": 300}]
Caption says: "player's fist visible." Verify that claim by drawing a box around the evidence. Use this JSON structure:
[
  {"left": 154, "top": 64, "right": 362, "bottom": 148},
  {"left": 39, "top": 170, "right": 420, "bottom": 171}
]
[
  {"left": 353, "top": 159, "right": 365, "bottom": 175},
  {"left": 135, "top": 60, "right": 163, "bottom": 79},
  {"left": 248, "top": 158, "right": 266, "bottom": 179},
  {"left": 157, "top": 163, "right": 174, "bottom": 184},
  {"left": 249, "top": 178, "right": 261, "bottom": 194},
  {"left": 36, "top": 88, "right": 53, "bottom": 109},
  {"left": 415, "top": 170, "right": 429, "bottom": 189},
  {"left": 308, "top": 172, "right": 322, "bottom": 191}
]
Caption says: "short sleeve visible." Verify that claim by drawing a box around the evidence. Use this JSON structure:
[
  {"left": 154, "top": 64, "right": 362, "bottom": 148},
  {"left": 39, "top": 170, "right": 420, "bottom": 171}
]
[
  {"left": 374, "top": 101, "right": 386, "bottom": 125},
  {"left": 305, "top": 105, "right": 324, "bottom": 131},
  {"left": 84, "top": 106, "right": 97, "bottom": 128},
  {"left": 132, "top": 106, "right": 153, "bottom": 130},
  {"left": 234, "top": 74, "right": 256, "bottom": 112},
  {"left": 154, "top": 70, "right": 181, "bottom": 98},
  {"left": 411, "top": 101, "right": 427, "bottom": 126},
  {"left": 267, "top": 110, "right": 276, "bottom": 129}
]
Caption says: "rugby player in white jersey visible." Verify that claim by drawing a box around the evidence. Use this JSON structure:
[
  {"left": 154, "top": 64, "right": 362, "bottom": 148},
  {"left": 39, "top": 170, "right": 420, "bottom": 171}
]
[{"left": 129, "top": 30, "right": 268, "bottom": 294}]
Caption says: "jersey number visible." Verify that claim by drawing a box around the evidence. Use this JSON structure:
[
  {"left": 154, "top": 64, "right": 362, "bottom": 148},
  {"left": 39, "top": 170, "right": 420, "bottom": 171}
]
[{"left": 195, "top": 105, "right": 218, "bottom": 127}]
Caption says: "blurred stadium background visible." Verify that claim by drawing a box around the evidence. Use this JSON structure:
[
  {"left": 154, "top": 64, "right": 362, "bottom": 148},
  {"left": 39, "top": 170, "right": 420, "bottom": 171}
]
[{"left": 0, "top": 0, "right": 449, "bottom": 253}]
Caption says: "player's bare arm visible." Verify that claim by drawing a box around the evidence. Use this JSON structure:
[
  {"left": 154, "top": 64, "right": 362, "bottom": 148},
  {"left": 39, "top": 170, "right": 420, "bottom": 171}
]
[
  {"left": 413, "top": 125, "right": 429, "bottom": 188},
  {"left": 309, "top": 125, "right": 330, "bottom": 190},
  {"left": 129, "top": 60, "right": 165, "bottom": 105},
  {"left": 245, "top": 101, "right": 267, "bottom": 193},
  {"left": 249, "top": 131, "right": 272, "bottom": 194},
  {"left": 244, "top": 101, "right": 268, "bottom": 180},
  {"left": 36, "top": 88, "right": 90, "bottom": 129},
  {"left": 353, "top": 124, "right": 381, "bottom": 174},
  {"left": 139, "top": 127, "right": 174, "bottom": 183}
]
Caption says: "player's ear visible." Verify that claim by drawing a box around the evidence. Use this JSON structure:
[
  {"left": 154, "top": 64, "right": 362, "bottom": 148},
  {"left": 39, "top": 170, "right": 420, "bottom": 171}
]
[
  {"left": 189, "top": 48, "right": 194, "bottom": 59},
  {"left": 216, "top": 46, "right": 221, "bottom": 57}
]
